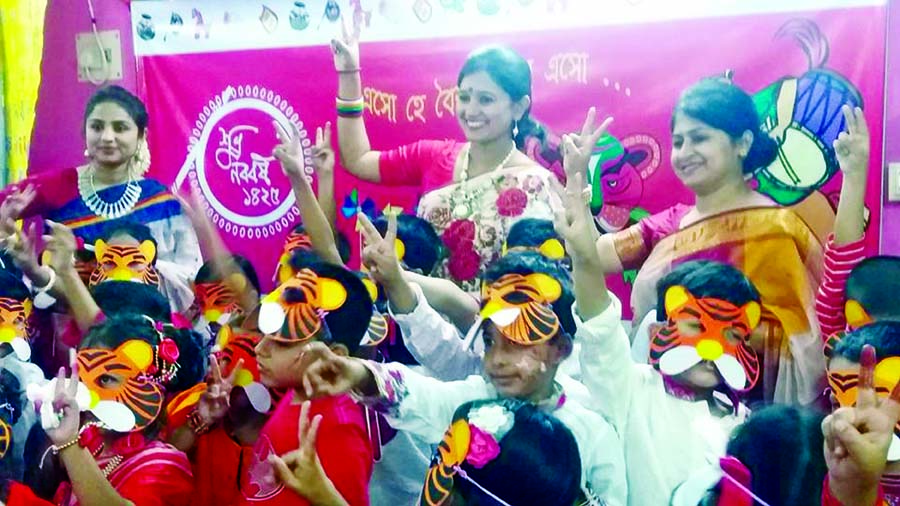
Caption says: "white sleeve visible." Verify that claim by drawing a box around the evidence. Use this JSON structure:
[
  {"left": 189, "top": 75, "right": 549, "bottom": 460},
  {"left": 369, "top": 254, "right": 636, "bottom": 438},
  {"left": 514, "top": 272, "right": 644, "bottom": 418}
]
[
  {"left": 148, "top": 214, "right": 203, "bottom": 313},
  {"left": 357, "top": 361, "right": 492, "bottom": 443},
  {"left": 390, "top": 283, "right": 482, "bottom": 381},
  {"left": 576, "top": 292, "right": 643, "bottom": 432}
]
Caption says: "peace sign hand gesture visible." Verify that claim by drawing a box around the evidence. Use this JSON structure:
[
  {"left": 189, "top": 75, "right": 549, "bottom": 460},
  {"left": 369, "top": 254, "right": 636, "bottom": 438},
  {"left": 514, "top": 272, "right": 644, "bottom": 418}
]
[
  {"left": 196, "top": 354, "right": 244, "bottom": 426},
  {"left": 273, "top": 121, "right": 306, "bottom": 179},
  {"left": 45, "top": 352, "right": 83, "bottom": 446},
  {"left": 311, "top": 122, "right": 335, "bottom": 177},
  {"left": 269, "top": 400, "right": 348, "bottom": 505},
  {"left": 834, "top": 105, "right": 870, "bottom": 181},
  {"left": 561, "top": 107, "right": 614, "bottom": 181},
  {"left": 356, "top": 211, "right": 402, "bottom": 288},
  {"left": 550, "top": 172, "right": 597, "bottom": 264},
  {"left": 330, "top": 15, "right": 360, "bottom": 73},
  {"left": 823, "top": 344, "right": 900, "bottom": 505}
]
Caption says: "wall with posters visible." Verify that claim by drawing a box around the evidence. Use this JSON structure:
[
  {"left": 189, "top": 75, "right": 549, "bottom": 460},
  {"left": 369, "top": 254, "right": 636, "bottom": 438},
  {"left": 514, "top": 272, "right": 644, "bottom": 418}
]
[{"left": 129, "top": 0, "right": 887, "bottom": 308}]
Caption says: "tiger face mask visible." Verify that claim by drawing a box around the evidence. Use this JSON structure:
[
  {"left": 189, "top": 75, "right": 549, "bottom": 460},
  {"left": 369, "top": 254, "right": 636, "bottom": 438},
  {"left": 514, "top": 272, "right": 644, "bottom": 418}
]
[
  {"left": 464, "top": 273, "right": 562, "bottom": 348},
  {"left": 828, "top": 356, "right": 900, "bottom": 461},
  {"left": 194, "top": 276, "right": 245, "bottom": 326},
  {"left": 649, "top": 285, "right": 761, "bottom": 392},
  {"left": 0, "top": 297, "right": 32, "bottom": 361},
  {"left": 258, "top": 268, "right": 347, "bottom": 343},
  {"left": 89, "top": 239, "right": 160, "bottom": 287},
  {"left": 276, "top": 230, "right": 313, "bottom": 283},
  {"left": 77, "top": 340, "right": 164, "bottom": 431}
]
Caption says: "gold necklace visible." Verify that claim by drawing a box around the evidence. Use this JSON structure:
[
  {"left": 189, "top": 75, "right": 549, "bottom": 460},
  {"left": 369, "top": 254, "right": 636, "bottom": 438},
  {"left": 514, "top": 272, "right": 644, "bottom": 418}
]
[
  {"left": 101, "top": 454, "right": 124, "bottom": 478},
  {"left": 451, "top": 142, "right": 517, "bottom": 219}
]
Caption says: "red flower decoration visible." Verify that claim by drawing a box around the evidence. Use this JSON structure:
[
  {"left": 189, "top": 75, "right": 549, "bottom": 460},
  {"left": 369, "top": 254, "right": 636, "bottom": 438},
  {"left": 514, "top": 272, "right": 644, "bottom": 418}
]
[
  {"left": 448, "top": 248, "right": 481, "bottom": 281},
  {"left": 496, "top": 188, "right": 528, "bottom": 217},
  {"left": 158, "top": 338, "right": 180, "bottom": 363},
  {"left": 442, "top": 219, "right": 476, "bottom": 252}
]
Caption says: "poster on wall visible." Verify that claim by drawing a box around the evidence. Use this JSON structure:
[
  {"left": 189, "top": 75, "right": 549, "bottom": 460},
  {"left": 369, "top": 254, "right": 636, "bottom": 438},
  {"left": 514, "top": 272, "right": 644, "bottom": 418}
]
[{"left": 132, "top": 0, "right": 887, "bottom": 311}]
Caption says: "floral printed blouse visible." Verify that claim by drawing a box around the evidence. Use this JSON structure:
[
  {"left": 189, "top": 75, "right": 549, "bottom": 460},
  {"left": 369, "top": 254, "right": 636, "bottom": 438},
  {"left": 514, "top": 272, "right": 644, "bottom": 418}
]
[{"left": 379, "top": 140, "right": 557, "bottom": 292}]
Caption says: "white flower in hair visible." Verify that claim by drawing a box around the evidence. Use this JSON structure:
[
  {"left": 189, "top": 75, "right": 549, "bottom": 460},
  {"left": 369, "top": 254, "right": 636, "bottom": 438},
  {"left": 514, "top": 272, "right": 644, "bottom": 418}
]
[{"left": 467, "top": 404, "right": 514, "bottom": 441}]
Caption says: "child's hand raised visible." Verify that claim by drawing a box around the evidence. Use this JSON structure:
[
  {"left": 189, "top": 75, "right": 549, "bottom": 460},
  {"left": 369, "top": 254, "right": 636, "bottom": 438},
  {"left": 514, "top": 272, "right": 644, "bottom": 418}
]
[
  {"left": 823, "top": 344, "right": 900, "bottom": 505},
  {"left": 197, "top": 354, "right": 243, "bottom": 426},
  {"left": 311, "top": 122, "right": 335, "bottom": 176},
  {"left": 356, "top": 212, "right": 402, "bottom": 289},
  {"left": 273, "top": 121, "right": 307, "bottom": 179},
  {"left": 550, "top": 172, "right": 599, "bottom": 265},
  {"left": 269, "top": 401, "right": 348, "bottom": 505},
  {"left": 834, "top": 105, "right": 870, "bottom": 181},
  {"left": 42, "top": 221, "right": 78, "bottom": 275}
]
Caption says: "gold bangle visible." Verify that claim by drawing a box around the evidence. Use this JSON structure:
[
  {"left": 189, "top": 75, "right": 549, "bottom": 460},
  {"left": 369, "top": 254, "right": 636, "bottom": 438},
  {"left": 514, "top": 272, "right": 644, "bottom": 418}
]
[{"left": 52, "top": 436, "right": 81, "bottom": 454}]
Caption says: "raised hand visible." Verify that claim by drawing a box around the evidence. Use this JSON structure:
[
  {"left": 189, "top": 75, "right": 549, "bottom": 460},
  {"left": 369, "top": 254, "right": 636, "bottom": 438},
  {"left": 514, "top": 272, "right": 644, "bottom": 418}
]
[
  {"left": 834, "top": 105, "right": 870, "bottom": 180},
  {"left": 550, "top": 172, "right": 598, "bottom": 263},
  {"left": 6, "top": 221, "right": 42, "bottom": 275},
  {"left": 268, "top": 401, "right": 347, "bottom": 505},
  {"left": 561, "top": 107, "right": 614, "bottom": 181},
  {"left": 823, "top": 345, "right": 900, "bottom": 504},
  {"left": 0, "top": 184, "right": 36, "bottom": 225},
  {"left": 311, "top": 122, "right": 336, "bottom": 176},
  {"left": 197, "top": 354, "right": 243, "bottom": 426},
  {"left": 273, "top": 121, "right": 306, "bottom": 179},
  {"left": 356, "top": 211, "right": 402, "bottom": 287},
  {"left": 330, "top": 15, "right": 360, "bottom": 72},
  {"left": 42, "top": 221, "right": 78, "bottom": 275},
  {"left": 0, "top": 185, "right": 36, "bottom": 247},
  {"left": 45, "top": 351, "right": 82, "bottom": 446}
]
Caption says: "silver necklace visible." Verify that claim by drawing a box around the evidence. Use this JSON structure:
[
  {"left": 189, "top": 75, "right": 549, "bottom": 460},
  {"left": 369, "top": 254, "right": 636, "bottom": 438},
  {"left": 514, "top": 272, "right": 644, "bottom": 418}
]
[
  {"left": 451, "top": 142, "right": 516, "bottom": 219},
  {"left": 77, "top": 165, "right": 141, "bottom": 219}
]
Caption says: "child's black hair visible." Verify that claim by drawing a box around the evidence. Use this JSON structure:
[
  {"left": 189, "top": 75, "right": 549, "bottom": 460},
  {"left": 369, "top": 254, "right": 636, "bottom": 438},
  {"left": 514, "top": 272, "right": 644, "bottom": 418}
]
[
  {"left": 448, "top": 398, "right": 581, "bottom": 506},
  {"left": 0, "top": 270, "right": 31, "bottom": 304},
  {"left": 90, "top": 281, "right": 172, "bottom": 322},
  {"left": 373, "top": 214, "right": 442, "bottom": 275},
  {"left": 195, "top": 254, "right": 262, "bottom": 294},
  {"left": 506, "top": 218, "right": 561, "bottom": 250},
  {"left": 832, "top": 321, "right": 900, "bottom": 363},
  {"left": 846, "top": 256, "right": 900, "bottom": 321},
  {"left": 104, "top": 221, "right": 157, "bottom": 249},
  {"left": 724, "top": 405, "right": 826, "bottom": 506}
]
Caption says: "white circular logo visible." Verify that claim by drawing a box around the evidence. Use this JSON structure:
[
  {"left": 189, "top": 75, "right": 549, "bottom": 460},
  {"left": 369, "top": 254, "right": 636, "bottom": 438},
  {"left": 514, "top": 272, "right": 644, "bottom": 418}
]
[{"left": 174, "top": 85, "right": 314, "bottom": 239}]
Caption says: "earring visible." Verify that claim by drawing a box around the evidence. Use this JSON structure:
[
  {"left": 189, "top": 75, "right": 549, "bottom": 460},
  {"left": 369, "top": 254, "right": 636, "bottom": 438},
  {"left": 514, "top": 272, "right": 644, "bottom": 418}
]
[
  {"left": 512, "top": 120, "right": 519, "bottom": 138},
  {"left": 84, "top": 149, "right": 90, "bottom": 157}
]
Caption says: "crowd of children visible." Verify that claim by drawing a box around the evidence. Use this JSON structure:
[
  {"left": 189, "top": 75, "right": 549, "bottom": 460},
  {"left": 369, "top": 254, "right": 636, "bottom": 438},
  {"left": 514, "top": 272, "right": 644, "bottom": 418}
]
[{"left": 0, "top": 31, "right": 897, "bottom": 506}]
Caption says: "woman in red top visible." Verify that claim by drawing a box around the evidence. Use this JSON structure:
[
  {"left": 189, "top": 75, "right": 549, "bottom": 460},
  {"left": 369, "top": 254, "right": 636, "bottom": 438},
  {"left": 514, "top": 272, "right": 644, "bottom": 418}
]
[{"left": 329, "top": 25, "right": 606, "bottom": 290}]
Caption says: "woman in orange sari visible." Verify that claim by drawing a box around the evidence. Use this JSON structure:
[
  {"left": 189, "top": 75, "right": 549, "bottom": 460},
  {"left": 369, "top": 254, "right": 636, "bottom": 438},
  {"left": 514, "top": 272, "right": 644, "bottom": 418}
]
[{"left": 589, "top": 79, "right": 866, "bottom": 405}]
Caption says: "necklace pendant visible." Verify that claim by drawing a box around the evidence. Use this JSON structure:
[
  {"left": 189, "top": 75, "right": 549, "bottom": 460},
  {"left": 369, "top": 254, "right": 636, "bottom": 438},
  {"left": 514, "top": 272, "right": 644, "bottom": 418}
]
[{"left": 452, "top": 202, "right": 470, "bottom": 219}]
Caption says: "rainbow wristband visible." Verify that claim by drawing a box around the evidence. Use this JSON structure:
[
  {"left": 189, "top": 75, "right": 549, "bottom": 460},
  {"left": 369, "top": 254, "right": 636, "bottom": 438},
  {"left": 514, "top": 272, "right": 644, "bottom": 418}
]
[{"left": 336, "top": 97, "right": 365, "bottom": 118}]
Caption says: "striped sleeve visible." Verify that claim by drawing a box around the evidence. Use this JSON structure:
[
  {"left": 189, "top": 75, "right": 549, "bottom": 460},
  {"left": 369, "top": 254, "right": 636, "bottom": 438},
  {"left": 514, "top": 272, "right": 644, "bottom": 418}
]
[{"left": 815, "top": 233, "right": 867, "bottom": 339}]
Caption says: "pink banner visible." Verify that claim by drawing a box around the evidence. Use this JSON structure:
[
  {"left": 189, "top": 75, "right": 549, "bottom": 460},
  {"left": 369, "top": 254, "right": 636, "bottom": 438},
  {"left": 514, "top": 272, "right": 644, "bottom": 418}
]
[{"left": 138, "top": 7, "right": 886, "bottom": 308}]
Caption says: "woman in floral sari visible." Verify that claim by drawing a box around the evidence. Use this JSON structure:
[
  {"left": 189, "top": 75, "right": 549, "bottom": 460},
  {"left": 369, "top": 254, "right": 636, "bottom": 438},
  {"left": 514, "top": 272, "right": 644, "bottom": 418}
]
[
  {"left": 589, "top": 79, "right": 865, "bottom": 405},
  {"left": 329, "top": 27, "right": 602, "bottom": 291}
]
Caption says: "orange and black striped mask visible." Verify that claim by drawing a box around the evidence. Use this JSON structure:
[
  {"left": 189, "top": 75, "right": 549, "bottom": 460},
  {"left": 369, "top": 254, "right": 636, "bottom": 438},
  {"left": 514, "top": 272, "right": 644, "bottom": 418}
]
[
  {"left": 89, "top": 240, "right": 160, "bottom": 287},
  {"left": 476, "top": 273, "right": 563, "bottom": 346}
]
